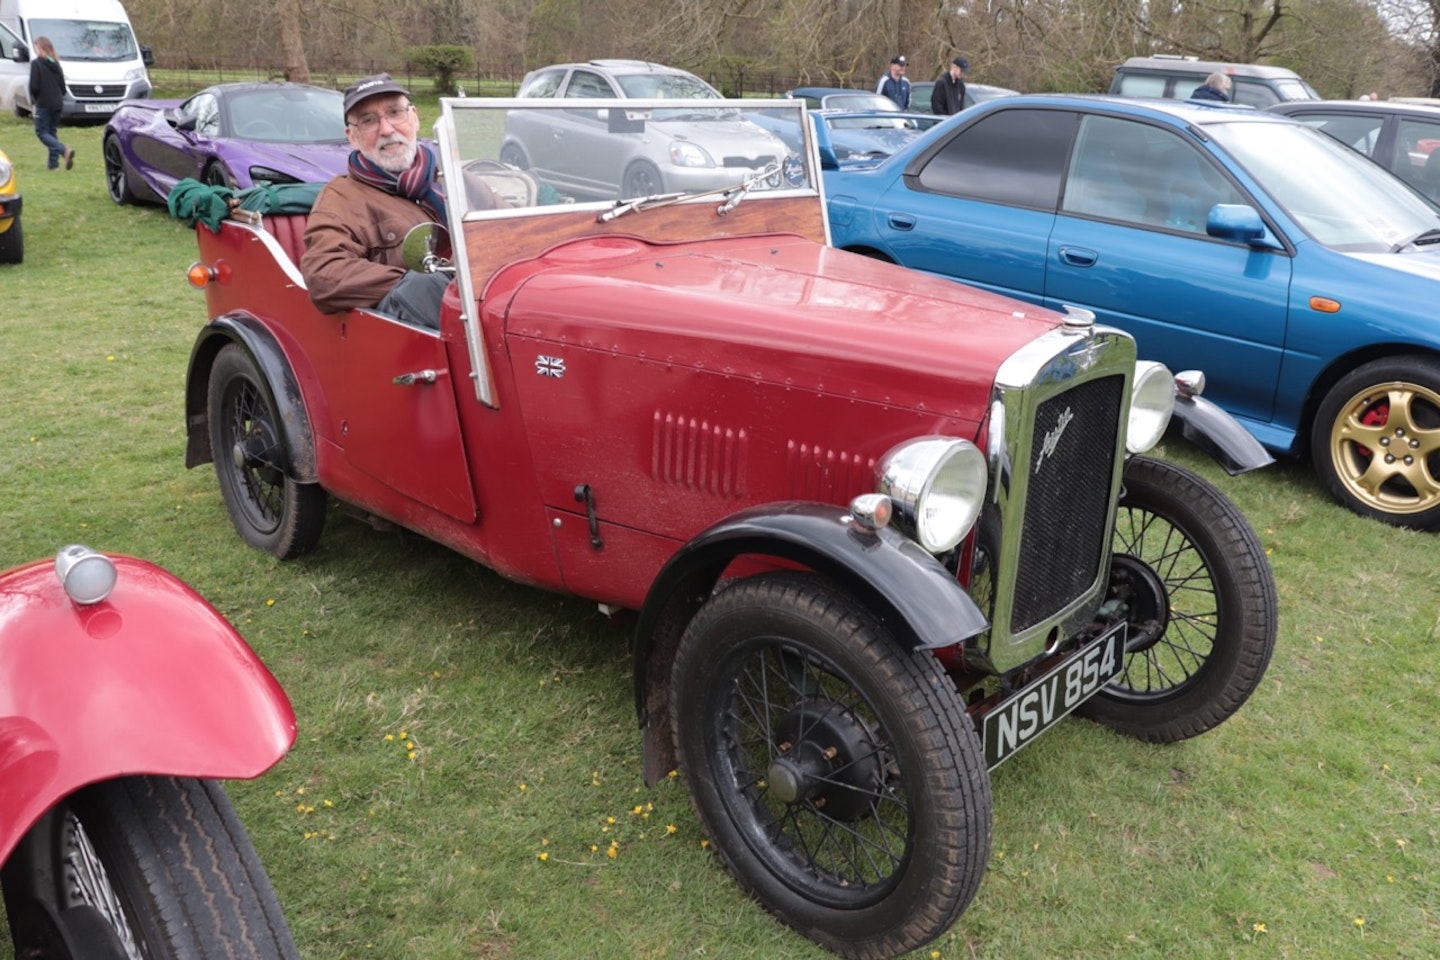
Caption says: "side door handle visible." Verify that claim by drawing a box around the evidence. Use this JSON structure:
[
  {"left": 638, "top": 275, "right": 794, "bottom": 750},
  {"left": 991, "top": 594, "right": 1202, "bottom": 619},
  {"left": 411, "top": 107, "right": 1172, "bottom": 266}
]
[
  {"left": 886, "top": 213, "right": 916, "bottom": 231},
  {"left": 1058, "top": 246, "right": 1098, "bottom": 268}
]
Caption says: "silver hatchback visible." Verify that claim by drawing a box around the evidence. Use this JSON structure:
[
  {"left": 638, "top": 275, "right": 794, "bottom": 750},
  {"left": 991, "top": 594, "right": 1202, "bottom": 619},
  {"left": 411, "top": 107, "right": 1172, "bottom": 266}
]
[{"left": 501, "top": 59, "right": 787, "bottom": 199}]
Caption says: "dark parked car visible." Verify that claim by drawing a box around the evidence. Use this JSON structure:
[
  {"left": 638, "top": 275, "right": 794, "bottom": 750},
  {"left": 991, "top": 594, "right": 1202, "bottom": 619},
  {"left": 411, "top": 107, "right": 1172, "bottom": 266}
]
[
  {"left": 1268, "top": 98, "right": 1440, "bottom": 201},
  {"left": 752, "top": 107, "right": 941, "bottom": 163},
  {"left": 785, "top": 87, "right": 902, "bottom": 111},
  {"left": 909, "top": 80, "right": 1020, "bottom": 114},
  {"left": 1109, "top": 55, "right": 1318, "bottom": 107},
  {"left": 181, "top": 96, "right": 1275, "bottom": 958},
  {"left": 102, "top": 81, "right": 350, "bottom": 205},
  {"left": 826, "top": 94, "right": 1440, "bottom": 529}
]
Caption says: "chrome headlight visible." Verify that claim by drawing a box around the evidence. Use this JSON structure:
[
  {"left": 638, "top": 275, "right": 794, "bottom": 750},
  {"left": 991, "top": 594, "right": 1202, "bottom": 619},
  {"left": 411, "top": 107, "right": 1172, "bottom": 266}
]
[
  {"left": 1127, "top": 361, "right": 1175, "bottom": 454},
  {"left": 878, "top": 437, "right": 988, "bottom": 554}
]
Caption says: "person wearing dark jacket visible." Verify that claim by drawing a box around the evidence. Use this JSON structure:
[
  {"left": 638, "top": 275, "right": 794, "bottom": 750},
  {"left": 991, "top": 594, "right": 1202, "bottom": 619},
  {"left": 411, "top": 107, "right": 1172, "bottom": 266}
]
[
  {"left": 27, "top": 36, "right": 73, "bottom": 171},
  {"left": 1190, "top": 72, "right": 1232, "bottom": 103},
  {"left": 876, "top": 56, "right": 911, "bottom": 110},
  {"left": 930, "top": 57, "right": 969, "bottom": 116}
]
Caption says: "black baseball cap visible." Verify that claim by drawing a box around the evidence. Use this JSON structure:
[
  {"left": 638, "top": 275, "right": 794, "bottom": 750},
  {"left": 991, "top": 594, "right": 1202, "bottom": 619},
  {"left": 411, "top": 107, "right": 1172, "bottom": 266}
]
[{"left": 343, "top": 73, "right": 410, "bottom": 117}]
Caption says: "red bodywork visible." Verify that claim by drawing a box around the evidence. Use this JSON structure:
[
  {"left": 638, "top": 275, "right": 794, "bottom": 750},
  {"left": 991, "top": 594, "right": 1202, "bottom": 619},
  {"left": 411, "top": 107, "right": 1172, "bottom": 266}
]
[
  {"left": 0, "top": 555, "right": 297, "bottom": 862},
  {"left": 189, "top": 203, "right": 1059, "bottom": 609}
]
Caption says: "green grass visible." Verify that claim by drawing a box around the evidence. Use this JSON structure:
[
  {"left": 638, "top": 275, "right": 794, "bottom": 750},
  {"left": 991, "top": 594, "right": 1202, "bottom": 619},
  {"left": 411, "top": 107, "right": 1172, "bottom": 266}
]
[{"left": 2, "top": 111, "right": 1438, "bottom": 960}]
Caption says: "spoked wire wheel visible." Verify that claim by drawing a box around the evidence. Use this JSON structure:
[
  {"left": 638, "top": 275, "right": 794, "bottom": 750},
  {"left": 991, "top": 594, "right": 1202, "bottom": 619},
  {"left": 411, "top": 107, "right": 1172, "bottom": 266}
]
[
  {"left": 207, "top": 344, "right": 324, "bottom": 558},
  {"left": 1079, "top": 456, "right": 1276, "bottom": 742},
  {"left": 672, "top": 572, "right": 990, "bottom": 959}
]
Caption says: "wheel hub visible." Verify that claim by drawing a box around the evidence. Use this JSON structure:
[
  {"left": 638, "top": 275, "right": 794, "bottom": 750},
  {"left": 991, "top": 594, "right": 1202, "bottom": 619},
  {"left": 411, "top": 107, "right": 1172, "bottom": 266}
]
[
  {"left": 1108, "top": 553, "right": 1170, "bottom": 653},
  {"left": 231, "top": 426, "right": 280, "bottom": 479},
  {"left": 765, "top": 698, "right": 883, "bottom": 822}
]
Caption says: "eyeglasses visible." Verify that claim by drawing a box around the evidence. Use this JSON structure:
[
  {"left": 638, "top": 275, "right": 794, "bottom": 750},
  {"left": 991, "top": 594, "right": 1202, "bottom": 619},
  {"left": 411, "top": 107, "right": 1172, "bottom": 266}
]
[{"left": 348, "top": 103, "right": 413, "bottom": 133}]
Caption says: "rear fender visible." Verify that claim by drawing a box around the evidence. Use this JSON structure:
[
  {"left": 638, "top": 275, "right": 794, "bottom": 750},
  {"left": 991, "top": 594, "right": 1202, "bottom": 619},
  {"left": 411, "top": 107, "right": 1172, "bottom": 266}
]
[
  {"left": 184, "top": 312, "right": 317, "bottom": 481},
  {"left": 0, "top": 555, "right": 296, "bottom": 863},
  {"left": 631, "top": 501, "right": 988, "bottom": 784}
]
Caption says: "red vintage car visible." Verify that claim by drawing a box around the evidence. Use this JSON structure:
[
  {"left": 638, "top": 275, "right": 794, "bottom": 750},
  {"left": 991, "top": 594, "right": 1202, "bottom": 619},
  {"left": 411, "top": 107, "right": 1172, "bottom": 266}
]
[{"left": 182, "top": 98, "right": 1277, "bottom": 959}]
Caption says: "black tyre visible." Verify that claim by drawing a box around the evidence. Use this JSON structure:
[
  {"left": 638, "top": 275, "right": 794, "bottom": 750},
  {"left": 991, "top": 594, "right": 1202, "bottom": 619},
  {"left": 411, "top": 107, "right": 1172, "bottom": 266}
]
[
  {"left": 102, "top": 135, "right": 136, "bottom": 205},
  {"left": 498, "top": 142, "right": 529, "bottom": 170},
  {"left": 0, "top": 775, "right": 300, "bottom": 960},
  {"left": 208, "top": 343, "right": 325, "bottom": 558},
  {"left": 1311, "top": 356, "right": 1440, "bottom": 530},
  {"left": 204, "top": 161, "right": 237, "bottom": 188},
  {"left": 0, "top": 217, "right": 21, "bottom": 264},
  {"left": 621, "top": 160, "right": 663, "bottom": 199},
  {"left": 1079, "top": 456, "right": 1277, "bottom": 742},
  {"left": 672, "top": 571, "right": 991, "bottom": 960}
]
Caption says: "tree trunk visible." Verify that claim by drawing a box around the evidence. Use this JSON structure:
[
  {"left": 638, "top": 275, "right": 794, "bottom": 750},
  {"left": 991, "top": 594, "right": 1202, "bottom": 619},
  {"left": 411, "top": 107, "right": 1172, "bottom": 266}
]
[{"left": 278, "top": 0, "right": 311, "bottom": 84}]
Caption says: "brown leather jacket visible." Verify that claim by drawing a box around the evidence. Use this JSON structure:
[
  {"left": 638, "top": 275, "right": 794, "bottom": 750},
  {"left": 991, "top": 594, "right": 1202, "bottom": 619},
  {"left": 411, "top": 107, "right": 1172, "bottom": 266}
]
[{"left": 300, "top": 176, "right": 440, "bottom": 314}]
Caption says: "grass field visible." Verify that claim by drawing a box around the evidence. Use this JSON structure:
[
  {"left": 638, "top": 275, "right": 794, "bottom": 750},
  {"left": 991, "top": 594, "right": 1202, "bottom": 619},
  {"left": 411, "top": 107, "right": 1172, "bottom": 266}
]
[{"left": 1, "top": 104, "right": 1437, "bottom": 960}]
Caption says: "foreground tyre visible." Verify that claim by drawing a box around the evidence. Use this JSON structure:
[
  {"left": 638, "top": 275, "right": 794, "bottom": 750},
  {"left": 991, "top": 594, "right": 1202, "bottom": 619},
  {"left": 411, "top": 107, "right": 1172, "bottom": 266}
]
[
  {"left": 1079, "top": 456, "right": 1276, "bottom": 742},
  {"left": 1311, "top": 357, "right": 1440, "bottom": 530},
  {"left": 1, "top": 776, "right": 300, "bottom": 960},
  {"left": 672, "top": 572, "right": 991, "bottom": 960},
  {"left": 0, "top": 217, "right": 20, "bottom": 264},
  {"left": 102, "top": 135, "right": 136, "bottom": 205},
  {"left": 208, "top": 343, "right": 325, "bottom": 558}
]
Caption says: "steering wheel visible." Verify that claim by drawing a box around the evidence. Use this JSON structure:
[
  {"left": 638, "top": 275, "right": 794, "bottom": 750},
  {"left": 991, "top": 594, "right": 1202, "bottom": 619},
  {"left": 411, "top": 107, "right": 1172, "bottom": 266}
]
[{"left": 237, "top": 120, "right": 282, "bottom": 139}]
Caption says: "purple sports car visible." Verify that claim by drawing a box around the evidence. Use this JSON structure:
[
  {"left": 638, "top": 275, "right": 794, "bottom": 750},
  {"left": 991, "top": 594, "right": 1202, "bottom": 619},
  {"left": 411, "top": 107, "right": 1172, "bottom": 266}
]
[{"left": 102, "top": 82, "right": 350, "bottom": 206}]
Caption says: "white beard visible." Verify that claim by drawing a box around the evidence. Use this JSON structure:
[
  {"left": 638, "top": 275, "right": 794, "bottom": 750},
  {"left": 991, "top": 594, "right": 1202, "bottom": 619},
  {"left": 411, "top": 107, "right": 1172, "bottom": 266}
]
[{"left": 366, "top": 132, "right": 418, "bottom": 174}]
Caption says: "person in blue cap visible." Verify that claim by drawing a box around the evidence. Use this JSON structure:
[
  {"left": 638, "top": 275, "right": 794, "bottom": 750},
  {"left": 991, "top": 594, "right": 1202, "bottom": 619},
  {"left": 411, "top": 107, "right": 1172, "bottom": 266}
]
[
  {"left": 876, "top": 55, "right": 911, "bottom": 110},
  {"left": 931, "top": 56, "right": 970, "bottom": 115}
]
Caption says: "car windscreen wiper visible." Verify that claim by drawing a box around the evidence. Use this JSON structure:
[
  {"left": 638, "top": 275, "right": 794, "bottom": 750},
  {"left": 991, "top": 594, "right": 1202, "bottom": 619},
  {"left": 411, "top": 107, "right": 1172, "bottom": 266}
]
[
  {"left": 1388, "top": 227, "right": 1440, "bottom": 253},
  {"left": 597, "top": 161, "right": 783, "bottom": 223}
]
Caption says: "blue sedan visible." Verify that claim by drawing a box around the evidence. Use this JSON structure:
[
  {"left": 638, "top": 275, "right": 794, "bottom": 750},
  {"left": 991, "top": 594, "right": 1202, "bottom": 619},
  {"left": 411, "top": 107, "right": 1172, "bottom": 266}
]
[{"left": 826, "top": 94, "right": 1440, "bottom": 529}]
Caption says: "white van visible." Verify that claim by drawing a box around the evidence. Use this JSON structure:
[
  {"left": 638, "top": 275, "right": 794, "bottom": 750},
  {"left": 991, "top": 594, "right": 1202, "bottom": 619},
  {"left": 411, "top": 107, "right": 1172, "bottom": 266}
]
[{"left": 0, "top": 0, "right": 152, "bottom": 119}]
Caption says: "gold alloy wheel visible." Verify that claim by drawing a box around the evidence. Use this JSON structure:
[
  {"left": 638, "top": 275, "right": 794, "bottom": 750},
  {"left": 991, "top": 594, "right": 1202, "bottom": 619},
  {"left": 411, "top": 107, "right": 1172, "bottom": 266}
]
[{"left": 1327, "top": 378, "right": 1440, "bottom": 517}]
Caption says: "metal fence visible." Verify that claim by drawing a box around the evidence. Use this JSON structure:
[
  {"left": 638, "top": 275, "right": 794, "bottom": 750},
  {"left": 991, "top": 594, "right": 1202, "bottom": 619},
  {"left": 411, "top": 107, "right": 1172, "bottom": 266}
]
[{"left": 148, "top": 54, "right": 818, "bottom": 99}]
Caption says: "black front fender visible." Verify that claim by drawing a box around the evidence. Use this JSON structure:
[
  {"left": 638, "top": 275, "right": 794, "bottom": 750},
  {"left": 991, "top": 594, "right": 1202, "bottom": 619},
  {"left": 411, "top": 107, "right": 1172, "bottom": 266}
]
[
  {"left": 631, "top": 501, "right": 987, "bottom": 784},
  {"left": 1171, "top": 394, "right": 1273, "bottom": 476},
  {"left": 183, "top": 312, "right": 317, "bottom": 482}
]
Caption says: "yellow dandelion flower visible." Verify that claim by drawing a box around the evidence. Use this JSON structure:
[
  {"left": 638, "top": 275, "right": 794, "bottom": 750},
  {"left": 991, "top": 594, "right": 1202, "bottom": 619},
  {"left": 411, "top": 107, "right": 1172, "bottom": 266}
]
[
  {"left": 1354, "top": 917, "right": 1365, "bottom": 927},
  {"left": 1387, "top": 875, "right": 1395, "bottom": 883},
  {"left": 632, "top": 805, "right": 643, "bottom": 815},
  {"left": 399, "top": 731, "right": 407, "bottom": 739},
  {"left": 607, "top": 847, "right": 618, "bottom": 859},
  {"left": 668, "top": 770, "right": 679, "bottom": 779},
  {"left": 667, "top": 824, "right": 678, "bottom": 835},
  {"left": 384, "top": 734, "right": 394, "bottom": 741},
  {"left": 542, "top": 838, "right": 550, "bottom": 846},
  {"left": 700, "top": 839, "right": 710, "bottom": 849},
  {"left": 931, "top": 952, "right": 942, "bottom": 959},
  {"left": 266, "top": 598, "right": 275, "bottom": 607},
  {"left": 406, "top": 741, "right": 415, "bottom": 750},
  {"left": 274, "top": 790, "right": 284, "bottom": 797},
  {"left": 591, "top": 844, "right": 599, "bottom": 852},
  {"left": 296, "top": 787, "right": 306, "bottom": 795},
  {"left": 607, "top": 816, "right": 616, "bottom": 824},
  {"left": 538, "top": 852, "right": 548, "bottom": 861},
  {"left": 407, "top": 750, "right": 416, "bottom": 760},
  {"left": 324, "top": 799, "right": 334, "bottom": 807},
  {"left": 1396, "top": 838, "right": 1407, "bottom": 849},
  {"left": 519, "top": 783, "right": 528, "bottom": 792},
  {"left": 1253, "top": 923, "right": 1267, "bottom": 934}
]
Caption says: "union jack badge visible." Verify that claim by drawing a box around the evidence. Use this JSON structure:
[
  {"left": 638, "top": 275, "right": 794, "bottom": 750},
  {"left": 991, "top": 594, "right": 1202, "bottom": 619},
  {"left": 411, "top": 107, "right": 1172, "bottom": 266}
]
[{"left": 536, "top": 355, "right": 566, "bottom": 378}]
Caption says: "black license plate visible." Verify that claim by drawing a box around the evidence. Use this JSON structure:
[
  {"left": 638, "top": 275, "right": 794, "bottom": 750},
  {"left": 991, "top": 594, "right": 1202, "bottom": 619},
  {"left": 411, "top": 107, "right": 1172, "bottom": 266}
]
[{"left": 981, "top": 622, "right": 1127, "bottom": 769}]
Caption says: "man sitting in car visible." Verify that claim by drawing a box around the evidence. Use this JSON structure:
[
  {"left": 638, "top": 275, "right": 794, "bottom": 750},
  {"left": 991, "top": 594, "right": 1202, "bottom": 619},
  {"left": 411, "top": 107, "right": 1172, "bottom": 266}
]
[{"left": 301, "top": 74, "right": 501, "bottom": 328}]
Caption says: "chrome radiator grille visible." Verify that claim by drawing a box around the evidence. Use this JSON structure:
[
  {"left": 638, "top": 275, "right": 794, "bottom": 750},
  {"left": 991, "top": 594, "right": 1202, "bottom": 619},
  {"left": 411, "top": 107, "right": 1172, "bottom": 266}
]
[
  {"left": 1011, "top": 375, "right": 1124, "bottom": 633},
  {"left": 977, "top": 326, "right": 1135, "bottom": 674}
]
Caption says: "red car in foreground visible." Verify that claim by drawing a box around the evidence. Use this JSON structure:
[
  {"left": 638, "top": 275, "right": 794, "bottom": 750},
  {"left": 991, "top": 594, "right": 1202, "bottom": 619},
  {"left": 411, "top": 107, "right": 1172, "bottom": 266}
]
[{"left": 182, "top": 98, "right": 1277, "bottom": 958}]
